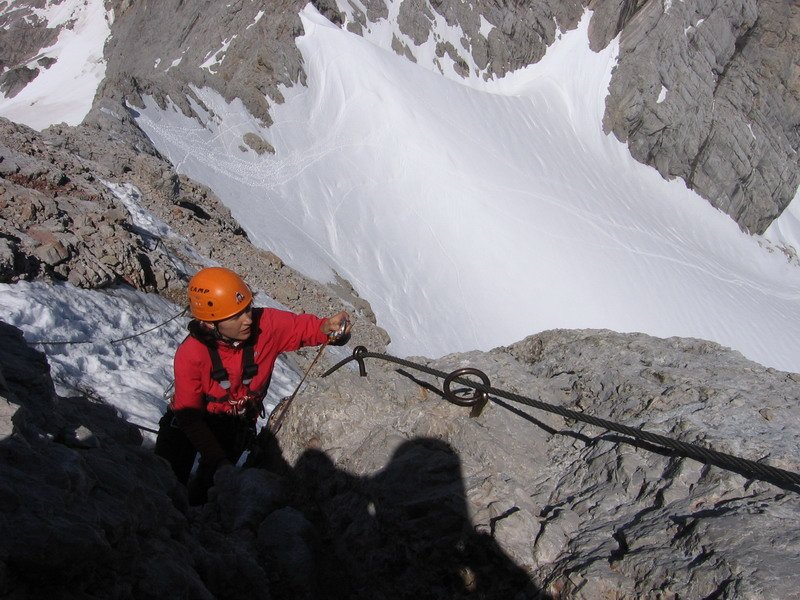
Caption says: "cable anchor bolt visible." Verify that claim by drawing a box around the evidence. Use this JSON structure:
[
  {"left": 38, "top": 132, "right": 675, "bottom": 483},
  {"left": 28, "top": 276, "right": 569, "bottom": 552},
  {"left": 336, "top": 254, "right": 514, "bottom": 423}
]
[
  {"left": 352, "top": 346, "right": 369, "bottom": 377},
  {"left": 443, "top": 367, "right": 490, "bottom": 418}
]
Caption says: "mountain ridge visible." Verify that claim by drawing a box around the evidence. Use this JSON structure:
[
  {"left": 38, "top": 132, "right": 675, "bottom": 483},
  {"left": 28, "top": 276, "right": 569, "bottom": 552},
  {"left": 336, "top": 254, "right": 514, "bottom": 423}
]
[
  {"left": 3, "top": 0, "right": 797, "bottom": 233},
  {"left": 1, "top": 4, "right": 800, "bottom": 596}
]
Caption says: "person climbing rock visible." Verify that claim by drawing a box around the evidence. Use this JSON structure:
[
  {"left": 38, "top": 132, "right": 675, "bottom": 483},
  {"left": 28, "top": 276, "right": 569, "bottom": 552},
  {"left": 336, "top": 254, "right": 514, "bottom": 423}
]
[{"left": 155, "top": 266, "right": 352, "bottom": 504}]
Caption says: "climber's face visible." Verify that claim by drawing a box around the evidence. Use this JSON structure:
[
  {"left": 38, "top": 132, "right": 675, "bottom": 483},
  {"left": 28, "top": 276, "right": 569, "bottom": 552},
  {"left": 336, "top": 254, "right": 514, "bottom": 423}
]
[{"left": 214, "top": 303, "right": 254, "bottom": 341}]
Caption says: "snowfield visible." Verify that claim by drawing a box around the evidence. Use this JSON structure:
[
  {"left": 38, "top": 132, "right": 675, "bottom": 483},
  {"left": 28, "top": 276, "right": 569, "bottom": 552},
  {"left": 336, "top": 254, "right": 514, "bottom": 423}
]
[
  {"left": 131, "top": 7, "right": 800, "bottom": 372},
  {"left": 0, "top": 0, "right": 111, "bottom": 129},
  {"left": 2, "top": 2, "right": 800, "bottom": 414}
]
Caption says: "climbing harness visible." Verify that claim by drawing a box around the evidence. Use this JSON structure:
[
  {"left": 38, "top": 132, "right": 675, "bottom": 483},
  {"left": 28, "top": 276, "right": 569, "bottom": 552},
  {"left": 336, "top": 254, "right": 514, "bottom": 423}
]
[
  {"left": 322, "top": 346, "right": 800, "bottom": 492},
  {"left": 204, "top": 312, "right": 263, "bottom": 418},
  {"left": 267, "top": 317, "right": 349, "bottom": 434}
]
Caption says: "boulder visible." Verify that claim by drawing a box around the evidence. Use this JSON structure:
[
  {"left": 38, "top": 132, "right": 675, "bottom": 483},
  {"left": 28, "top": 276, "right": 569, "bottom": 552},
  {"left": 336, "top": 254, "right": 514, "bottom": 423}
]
[{"left": 275, "top": 328, "right": 800, "bottom": 598}]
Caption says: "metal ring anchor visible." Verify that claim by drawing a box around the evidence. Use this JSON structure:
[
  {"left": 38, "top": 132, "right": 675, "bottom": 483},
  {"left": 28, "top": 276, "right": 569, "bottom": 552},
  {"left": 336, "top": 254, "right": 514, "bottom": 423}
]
[
  {"left": 443, "top": 368, "right": 490, "bottom": 416},
  {"left": 353, "top": 346, "right": 369, "bottom": 377}
]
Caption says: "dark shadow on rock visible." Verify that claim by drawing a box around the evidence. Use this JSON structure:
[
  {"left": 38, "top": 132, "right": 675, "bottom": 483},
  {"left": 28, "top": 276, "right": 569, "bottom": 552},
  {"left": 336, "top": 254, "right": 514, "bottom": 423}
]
[
  {"left": 0, "top": 319, "right": 268, "bottom": 599},
  {"left": 263, "top": 437, "right": 549, "bottom": 600},
  {"left": 395, "top": 365, "right": 800, "bottom": 494}
]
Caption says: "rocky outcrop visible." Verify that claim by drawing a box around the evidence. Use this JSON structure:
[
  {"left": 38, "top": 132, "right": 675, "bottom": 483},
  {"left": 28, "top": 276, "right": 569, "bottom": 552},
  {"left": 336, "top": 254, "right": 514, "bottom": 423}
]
[
  {"left": 0, "top": 3, "right": 61, "bottom": 98},
  {"left": 395, "top": 0, "right": 585, "bottom": 78},
  {"left": 0, "top": 112, "right": 390, "bottom": 347},
  {"left": 0, "top": 118, "right": 184, "bottom": 292},
  {"left": 277, "top": 329, "right": 800, "bottom": 598},
  {"left": 594, "top": 0, "right": 800, "bottom": 234},
  {"left": 4, "top": 0, "right": 798, "bottom": 232},
  {"left": 98, "top": 0, "right": 310, "bottom": 128}
]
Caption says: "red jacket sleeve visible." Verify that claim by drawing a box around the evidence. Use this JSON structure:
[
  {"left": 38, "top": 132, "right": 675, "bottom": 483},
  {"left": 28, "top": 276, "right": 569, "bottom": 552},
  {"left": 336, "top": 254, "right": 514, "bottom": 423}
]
[
  {"left": 263, "top": 309, "right": 328, "bottom": 353},
  {"left": 173, "top": 339, "right": 208, "bottom": 412}
]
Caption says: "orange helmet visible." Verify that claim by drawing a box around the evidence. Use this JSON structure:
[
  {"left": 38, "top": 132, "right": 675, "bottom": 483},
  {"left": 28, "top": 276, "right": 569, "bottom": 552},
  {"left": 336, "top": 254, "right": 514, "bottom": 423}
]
[{"left": 187, "top": 267, "right": 253, "bottom": 321}]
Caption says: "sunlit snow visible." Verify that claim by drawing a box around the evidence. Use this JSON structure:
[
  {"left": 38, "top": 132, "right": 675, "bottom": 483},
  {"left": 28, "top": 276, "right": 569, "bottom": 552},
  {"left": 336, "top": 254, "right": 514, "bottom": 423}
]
[
  {"left": 130, "top": 6, "right": 800, "bottom": 372},
  {"left": 2, "top": 0, "right": 800, "bottom": 413},
  {"left": 0, "top": 278, "right": 350, "bottom": 438},
  {"left": 0, "top": 0, "right": 111, "bottom": 130}
]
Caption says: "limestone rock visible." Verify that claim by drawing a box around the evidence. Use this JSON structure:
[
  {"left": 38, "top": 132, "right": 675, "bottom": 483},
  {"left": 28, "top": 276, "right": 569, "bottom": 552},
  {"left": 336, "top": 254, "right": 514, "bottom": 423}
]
[
  {"left": 242, "top": 132, "right": 275, "bottom": 155},
  {"left": 0, "top": 113, "right": 390, "bottom": 352},
  {"left": 595, "top": 0, "right": 800, "bottom": 234},
  {"left": 0, "top": 4, "right": 60, "bottom": 97},
  {"left": 98, "top": 0, "right": 310, "bottom": 126},
  {"left": 0, "top": 65, "right": 40, "bottom": 98},
  {"left": 276, "top": 328, "right": 800, "bottom": 599}
]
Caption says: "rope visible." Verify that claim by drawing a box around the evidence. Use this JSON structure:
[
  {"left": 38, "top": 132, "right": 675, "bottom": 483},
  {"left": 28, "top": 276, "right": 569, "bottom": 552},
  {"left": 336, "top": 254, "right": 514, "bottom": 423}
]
[
  {"left": 288, "top": 342, "right": 329, "bottom": 403},
  {"left": 322, "top": 348, "right": 800, "bottom": 492},
  {"left": 29, "top": 308, "right": 188, "bottom": 347},
  {"left": 268, "top": 342, "right": 328, "bottom": 434},
  {"left": 130, "top": 422, "right": 160, "bottom": 434}
]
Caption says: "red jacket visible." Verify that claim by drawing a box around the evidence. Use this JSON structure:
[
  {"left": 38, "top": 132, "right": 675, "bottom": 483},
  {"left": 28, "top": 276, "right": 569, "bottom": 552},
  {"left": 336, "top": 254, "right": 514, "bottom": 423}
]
[{"left": 173, "top": 308, "right": 328, "bottom": 417}]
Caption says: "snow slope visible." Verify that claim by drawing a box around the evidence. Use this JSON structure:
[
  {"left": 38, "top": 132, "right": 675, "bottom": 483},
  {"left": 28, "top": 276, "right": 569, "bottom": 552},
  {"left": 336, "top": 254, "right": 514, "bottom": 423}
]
[
  {"left": 0, "top": 183, "right": 350, "bottom": 436},
  {"left": 0, "top": 0, "right": 111, "bottom": 130},
  {"left": 0, "top": 279, "right": 345, "bottom": 437},
  {"left": 131, "top": 6, "right": 800, "bottom": 372}
]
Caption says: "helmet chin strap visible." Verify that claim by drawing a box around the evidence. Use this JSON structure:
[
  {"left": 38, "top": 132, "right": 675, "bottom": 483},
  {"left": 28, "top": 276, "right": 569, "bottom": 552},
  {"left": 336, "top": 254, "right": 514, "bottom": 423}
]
[
  {"left": 209, "top": 322, "right": 244, "bottom": 347},
  {"left": 199, "top": 320, "right": 239, "bottom": 345}
]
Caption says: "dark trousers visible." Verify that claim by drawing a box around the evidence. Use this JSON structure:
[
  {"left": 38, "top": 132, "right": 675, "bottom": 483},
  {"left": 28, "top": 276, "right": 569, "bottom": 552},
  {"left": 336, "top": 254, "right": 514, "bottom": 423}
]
[{"left": 155, "top": 409, "right": 255, "bottom": 504}]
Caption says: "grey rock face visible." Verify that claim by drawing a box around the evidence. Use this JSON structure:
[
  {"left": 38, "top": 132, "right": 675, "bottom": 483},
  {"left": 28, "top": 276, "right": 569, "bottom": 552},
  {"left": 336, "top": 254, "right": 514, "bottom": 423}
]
[
  {"left": 0, "top": 118, "right": 184, "bottom": 292},
  {"left": 242, "top": 131, "right": 275, "bottom": 155},
  {"left": 99, "top": 0, "right": 309, "bottom": 128},
  {"left": 276, "top": 328, "right": 800, "bottom": 598},
  {"left": 596, "top": 0, "right": 800, "bottom": 234},
  {"left": 0, "top": 110, "right": 390, "bottom": 348},
  {"left": 0, "top": 65, "right": 40, "bottom": 98},
  {"left": 0, "top": 3, "right": 61, "bottom": 98},
  {"left": 394, "top": 0, "right": 584, "bottom": 78}
]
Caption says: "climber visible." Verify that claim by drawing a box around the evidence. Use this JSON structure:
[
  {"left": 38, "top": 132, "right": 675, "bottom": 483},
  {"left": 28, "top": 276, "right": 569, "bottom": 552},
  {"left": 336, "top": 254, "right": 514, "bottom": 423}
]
[{"left": 155, "top": 266, "right": 352, "bottom": 504}]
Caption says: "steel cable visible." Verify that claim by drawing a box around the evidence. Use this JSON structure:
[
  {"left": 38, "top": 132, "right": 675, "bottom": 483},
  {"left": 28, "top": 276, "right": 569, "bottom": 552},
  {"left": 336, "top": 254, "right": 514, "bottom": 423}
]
[
  {"left": 29, "top": 308, "right": 188, "bottom": 347},
  {"left": 322, "top": 348, "right": 800, "bottom": 491}
]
